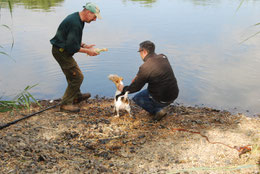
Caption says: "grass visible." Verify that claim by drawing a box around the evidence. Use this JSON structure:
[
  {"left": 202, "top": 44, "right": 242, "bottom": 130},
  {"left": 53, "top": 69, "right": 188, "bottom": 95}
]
[
  {"left": 0, "top": 0, "right": 14, "bottom": 60},
  {"left": 1, "top": 1, "right": 41, "bottom": 113},
  {"left": 0, "top": 84, "right": 42, "bottom": 113},
  {"left": 237, "top": 0, "right": 260, "bottom": 43}
]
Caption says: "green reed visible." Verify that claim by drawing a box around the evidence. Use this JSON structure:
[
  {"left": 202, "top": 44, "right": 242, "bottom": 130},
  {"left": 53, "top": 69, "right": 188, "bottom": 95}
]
[
  {"left": 237, "top": 0, "right": 260, "bottom": 43},
  {"left": 0, "top": 0, "right": 14, "bottom": 60},
  {"left": 0, "top": 84, "right": 42, "bottom": 112},
  {"left": 1, "top": 1, "right": 41, "bottom": 113}
]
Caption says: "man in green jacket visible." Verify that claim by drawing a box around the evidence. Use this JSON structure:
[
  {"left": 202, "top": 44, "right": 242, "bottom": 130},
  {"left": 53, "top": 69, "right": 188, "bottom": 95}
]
[{"left": 50, "top": 2, "right": 101, "bottom": 112}]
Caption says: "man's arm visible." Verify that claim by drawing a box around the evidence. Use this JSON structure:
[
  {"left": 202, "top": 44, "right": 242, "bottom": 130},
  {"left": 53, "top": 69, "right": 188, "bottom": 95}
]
[
  {"left": 125, "top": 66, "right": 148, "bottom": 93},
  {"left": 116, "top": 66, "right": 148, "bottom": 100},
  {"left": 78, "top": 46, "right": 99, "bottom": 56},
  {"left": 81, "top": 43, "right": 96, "bottom": 49}
]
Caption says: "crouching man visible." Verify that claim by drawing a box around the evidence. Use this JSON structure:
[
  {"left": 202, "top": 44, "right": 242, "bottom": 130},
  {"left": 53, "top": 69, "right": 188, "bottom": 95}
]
[{"left": 119, "top": 40, "right": 179, "bottom": 121}]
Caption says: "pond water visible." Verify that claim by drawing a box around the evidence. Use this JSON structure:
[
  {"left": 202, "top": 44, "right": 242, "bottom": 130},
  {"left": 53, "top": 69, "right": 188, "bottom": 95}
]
[{"left": 1, "top": 0, "right": 260, "bottom": 116}]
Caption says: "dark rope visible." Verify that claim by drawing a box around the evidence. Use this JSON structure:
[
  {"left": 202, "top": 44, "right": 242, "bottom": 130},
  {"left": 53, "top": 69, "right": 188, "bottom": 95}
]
[{"left": 0, "top": 103, "right": 61, "bottom": 130}]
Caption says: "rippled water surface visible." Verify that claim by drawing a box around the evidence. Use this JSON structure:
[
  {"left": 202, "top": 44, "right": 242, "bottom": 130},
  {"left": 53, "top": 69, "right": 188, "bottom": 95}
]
[{"left": 1, "top": 0, "right": 260, "bottom": 116}]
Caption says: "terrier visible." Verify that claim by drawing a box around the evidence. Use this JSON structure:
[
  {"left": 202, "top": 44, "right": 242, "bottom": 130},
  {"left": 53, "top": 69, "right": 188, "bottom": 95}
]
[{"left": 108, "top": 74, "right": 132, "bottom": 117}]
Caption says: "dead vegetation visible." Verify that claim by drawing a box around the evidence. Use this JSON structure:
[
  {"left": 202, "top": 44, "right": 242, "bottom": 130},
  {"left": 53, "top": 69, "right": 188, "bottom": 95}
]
[{"left": 0, "top": 97, "right": 259, "bottom": 173}]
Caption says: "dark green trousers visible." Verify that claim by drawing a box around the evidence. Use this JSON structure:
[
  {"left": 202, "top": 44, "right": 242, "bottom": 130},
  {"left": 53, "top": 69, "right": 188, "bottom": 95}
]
[{"left": 52, "top": 46, "right": 83, "bottom": 104}]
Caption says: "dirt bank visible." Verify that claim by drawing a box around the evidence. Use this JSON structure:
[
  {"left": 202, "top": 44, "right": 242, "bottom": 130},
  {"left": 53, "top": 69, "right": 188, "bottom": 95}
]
[{"left": 0, "top": 97, "right": 259, "bottom": 173}]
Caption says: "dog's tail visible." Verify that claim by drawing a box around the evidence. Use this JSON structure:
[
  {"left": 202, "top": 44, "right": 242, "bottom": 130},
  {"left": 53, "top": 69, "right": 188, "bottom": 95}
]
[
  {"left": 119, "top": 91, "right": 129, "bottom": 104},
  {"left": 116, "top": 91, "right": 129, "bottom": 102},
  {"left": 123, "top": 91, "right": 129, "bottom": 102}
]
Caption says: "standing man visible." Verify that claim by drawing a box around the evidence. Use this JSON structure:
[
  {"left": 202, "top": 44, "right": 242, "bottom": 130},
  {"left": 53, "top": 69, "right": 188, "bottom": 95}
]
[
  {"left": 119, "top": 41, "right": 179, "bottom": 121},
  {"left": 50, "top": 2, "right": 101, "bottom": 112}
]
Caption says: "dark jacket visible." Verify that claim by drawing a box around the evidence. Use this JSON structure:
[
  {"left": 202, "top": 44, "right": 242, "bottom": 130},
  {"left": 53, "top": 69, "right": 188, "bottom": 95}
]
[
  {"left": 50, "top": 12, "right": 84, "bottom": 55},
  {"left": 124, "top": 53, "right": 179, "bottom": 103}
]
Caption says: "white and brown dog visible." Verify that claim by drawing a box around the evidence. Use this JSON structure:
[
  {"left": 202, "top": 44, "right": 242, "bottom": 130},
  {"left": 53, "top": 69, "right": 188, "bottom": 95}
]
[{"left": 108, "top": 74, "right": 132, "bottom": 117}]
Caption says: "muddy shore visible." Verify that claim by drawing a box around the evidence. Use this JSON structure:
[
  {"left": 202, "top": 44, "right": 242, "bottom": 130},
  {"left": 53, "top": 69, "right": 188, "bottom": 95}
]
[{"left": 0, "top": 97, "right": 259, "bottom": 173}]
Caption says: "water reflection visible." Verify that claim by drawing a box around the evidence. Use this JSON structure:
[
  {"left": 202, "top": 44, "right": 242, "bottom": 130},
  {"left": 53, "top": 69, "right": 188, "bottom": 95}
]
[
  {"left": 0, "top": 0, "right": 64, "bottom": 11},
  {"left": 186, "top": 0, "right": 220, "bottom": 6},
  {"left": 122, "top": 0, "right": 157, "bottom": 7}
]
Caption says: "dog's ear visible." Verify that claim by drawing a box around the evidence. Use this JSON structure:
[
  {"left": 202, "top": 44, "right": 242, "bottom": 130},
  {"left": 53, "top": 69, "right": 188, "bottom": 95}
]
[{"left": 115, "top": 79, "right": 120, "bottom": 83}]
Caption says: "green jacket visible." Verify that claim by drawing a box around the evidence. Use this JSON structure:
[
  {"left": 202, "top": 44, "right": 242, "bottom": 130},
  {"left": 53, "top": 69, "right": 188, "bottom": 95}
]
[{"left": 50, "top": 12, "right": 84, "bottom": 55}]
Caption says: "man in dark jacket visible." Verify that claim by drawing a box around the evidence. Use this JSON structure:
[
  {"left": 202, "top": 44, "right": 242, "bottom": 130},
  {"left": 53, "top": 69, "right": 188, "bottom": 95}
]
[
  {"left": 50, "top": 2, "right": 101, "bottom": 112},
  {"left": 120, "top": 41, "right": 179, "bottom": 121}
]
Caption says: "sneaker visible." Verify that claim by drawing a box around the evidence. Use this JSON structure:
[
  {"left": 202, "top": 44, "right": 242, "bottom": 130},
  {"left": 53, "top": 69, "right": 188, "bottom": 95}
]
[
  {"left": 153, "top": 108, "right": 167, "bottom": 121},
  {"left": 60, "top": 104, "right": 80, "bottom": 112},
  {"left": 73, "top": 93, "right": 91, "bottom": 104}
]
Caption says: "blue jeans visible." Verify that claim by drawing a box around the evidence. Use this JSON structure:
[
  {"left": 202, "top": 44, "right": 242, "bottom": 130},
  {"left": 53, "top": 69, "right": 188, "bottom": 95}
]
[{"left": 132, "top": 89, "right": 170, "bottom": 115}]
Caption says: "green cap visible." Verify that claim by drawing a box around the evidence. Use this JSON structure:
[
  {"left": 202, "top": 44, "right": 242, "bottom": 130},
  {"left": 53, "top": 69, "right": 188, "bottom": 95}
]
[{"left": 83, "top": 2, "right": 101, "bottom": 19}]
